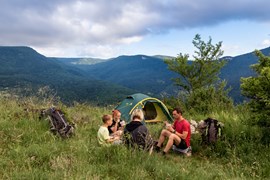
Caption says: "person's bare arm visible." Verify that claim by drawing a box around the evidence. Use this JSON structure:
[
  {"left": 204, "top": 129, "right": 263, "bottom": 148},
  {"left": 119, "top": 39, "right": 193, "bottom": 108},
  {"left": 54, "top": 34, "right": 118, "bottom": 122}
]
[
  {"left": 175, "top": 131, "right": 188, "bottom": 139},
  {"left": 167, "top": 124, "right": 188, "bottom": 139},
  {"left": 110, "top": 121, "right": 119, "bottom": 133},
  {"left": 106, "top": 136, "right": 119, "bottom": 143}
]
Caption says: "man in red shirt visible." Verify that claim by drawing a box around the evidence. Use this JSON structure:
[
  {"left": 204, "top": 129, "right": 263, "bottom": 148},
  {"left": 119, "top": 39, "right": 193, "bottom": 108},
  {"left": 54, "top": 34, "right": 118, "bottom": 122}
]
[{"left": 155, "top": 107, "right": 191, "bottom": 155}]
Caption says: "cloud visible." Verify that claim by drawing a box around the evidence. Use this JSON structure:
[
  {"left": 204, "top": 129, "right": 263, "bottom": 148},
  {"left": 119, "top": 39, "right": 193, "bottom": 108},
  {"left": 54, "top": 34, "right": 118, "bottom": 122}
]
[
  {"left": 0, "top": 0, "right": 270, "bottom": 57},
  {"left": 262, "top": 39, "right": 270, "bottom": 46}
]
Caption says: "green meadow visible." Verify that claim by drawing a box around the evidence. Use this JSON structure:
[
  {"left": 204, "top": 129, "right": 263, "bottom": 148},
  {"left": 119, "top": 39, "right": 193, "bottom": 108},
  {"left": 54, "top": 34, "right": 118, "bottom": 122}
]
[{"left": 0, "top": 95, "right": 269, "bottom": 179}]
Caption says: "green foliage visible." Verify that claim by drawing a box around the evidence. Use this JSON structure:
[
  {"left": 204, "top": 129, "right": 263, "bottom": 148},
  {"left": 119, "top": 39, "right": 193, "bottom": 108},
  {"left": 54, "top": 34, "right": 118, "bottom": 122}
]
[
  {"left": 164, "top": 34, "right": 232, "bottom": 113},
  {"left": 164, "top": 34, "right": 226, "bottom": 94},
  {"left": 241, "top": 50, "right": 270, "bottom": 145},
  {"left": 0, "top": 46, "right": 134, "bottom": 106},
  {"left": 185, "top": 82, "right": 233, "bottom": 114},
  {"left": 1, "top": 94, "right": 270, "bottom": 179}
]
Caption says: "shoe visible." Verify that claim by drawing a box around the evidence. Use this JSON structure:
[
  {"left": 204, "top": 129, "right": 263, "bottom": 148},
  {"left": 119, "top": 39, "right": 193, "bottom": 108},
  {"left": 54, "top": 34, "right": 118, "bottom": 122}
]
[
  {"left": 185, "top": 147, "right": 192, "bottom": 157},
  {"left": 154, "top": 146, "right": 161, "bottom": 153}
]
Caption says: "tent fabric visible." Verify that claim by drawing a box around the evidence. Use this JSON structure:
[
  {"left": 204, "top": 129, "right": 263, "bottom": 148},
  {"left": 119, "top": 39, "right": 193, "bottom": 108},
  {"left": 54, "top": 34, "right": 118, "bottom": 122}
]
[{"left": 115, "top": 93, "right": 173, "bottom": 123}]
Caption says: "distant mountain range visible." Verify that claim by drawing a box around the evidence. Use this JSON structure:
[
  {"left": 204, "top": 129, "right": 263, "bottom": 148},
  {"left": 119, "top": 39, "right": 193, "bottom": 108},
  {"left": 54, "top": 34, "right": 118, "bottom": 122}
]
[
  {"left": 54, "top": 47, "right": 270, "bottom": 103},
  {"left": 69, "top": 55, "right": 178, "bottom": 96},
  {"left": 0, "top": 46, "right": 135, "bottom": 105},
  {"left": 1, "top": 46, "right": 270, "bottom": 104}
]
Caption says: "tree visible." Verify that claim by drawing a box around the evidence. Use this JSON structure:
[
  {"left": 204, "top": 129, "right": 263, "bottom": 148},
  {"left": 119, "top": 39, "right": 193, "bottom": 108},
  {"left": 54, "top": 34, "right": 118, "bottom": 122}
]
[
  {"left": 164, "top": 34, "right": 232, "bottom": 113},
  {"left": 241, "top": 50, "right": 270, "bottom": 144}
]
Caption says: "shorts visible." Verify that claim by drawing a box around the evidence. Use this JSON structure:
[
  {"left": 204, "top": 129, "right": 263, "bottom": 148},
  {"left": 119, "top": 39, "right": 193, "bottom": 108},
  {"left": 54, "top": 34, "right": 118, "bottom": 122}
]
[{"left": 173, "top": 138, "right": 188, "bottom": 150}]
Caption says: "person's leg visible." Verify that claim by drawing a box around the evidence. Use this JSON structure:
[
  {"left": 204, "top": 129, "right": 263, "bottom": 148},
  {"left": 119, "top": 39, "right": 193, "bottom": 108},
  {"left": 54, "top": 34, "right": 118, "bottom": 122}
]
[
  {"left": 115, "top": 130, "right": 123, "bottom": 136},
  {"left": 156, "top": 129, "right": 171, "bottom": 147},
  {"left": 163, "top": 134, "right": 181, "bottom": 153}
]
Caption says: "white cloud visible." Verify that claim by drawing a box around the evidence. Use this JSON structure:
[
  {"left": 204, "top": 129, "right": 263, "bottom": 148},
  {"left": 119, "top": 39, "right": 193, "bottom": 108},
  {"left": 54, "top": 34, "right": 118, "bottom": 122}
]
[
  {"left": 117, "top": 36, "right": 143, "bottom": 44},
  {"left": 1, "top": 0, "right": 270, "bottom": 57},
  {"left": 262, "top": 39, "right": 270, "bottom": 46},
  {"left": 222, "top": 44, "right": 242, "bottom": 56}
]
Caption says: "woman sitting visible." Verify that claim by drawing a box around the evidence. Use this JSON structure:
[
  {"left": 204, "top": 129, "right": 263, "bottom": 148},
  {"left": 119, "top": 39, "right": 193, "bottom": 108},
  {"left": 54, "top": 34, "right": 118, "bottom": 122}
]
[{"left": 123, "top": 109, "right": 154, "bottom": 153}]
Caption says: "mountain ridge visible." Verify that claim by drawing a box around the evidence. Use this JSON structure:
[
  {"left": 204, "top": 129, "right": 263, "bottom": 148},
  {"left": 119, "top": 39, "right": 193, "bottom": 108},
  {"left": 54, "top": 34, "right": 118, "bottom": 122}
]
[
  {"left": 1, "top": 45, "right": 270, "bottom": 103},
  {"left": 58, "top": 46, "right": 270, "bottom": 102},
  {"left": 0, "top": 46, "right": 135, "bottom": 105}
]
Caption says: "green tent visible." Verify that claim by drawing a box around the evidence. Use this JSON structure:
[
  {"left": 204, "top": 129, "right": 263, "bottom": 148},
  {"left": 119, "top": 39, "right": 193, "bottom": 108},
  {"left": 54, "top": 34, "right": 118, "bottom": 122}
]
[{"left": 115, "top": 93, "right": 173, "bottom": 123}]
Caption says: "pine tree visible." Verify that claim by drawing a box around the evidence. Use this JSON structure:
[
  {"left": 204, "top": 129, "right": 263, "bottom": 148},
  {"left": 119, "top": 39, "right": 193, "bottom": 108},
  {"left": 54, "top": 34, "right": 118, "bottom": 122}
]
[{"left": 164, "top": 34, "right": 232, "bottom": 113}]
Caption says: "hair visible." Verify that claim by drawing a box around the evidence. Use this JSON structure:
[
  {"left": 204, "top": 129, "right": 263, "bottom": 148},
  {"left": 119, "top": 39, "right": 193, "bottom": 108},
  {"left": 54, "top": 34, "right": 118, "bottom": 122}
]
[
  {"left": 173, "top": 107, "right": 183, "bottom": 115},
  {"left": 131, "top": 109, "right": 144, "bottom": 121},
  {"left": 112, "top": 109, "right": 121, "bottom": 118},
  {"left": 102, "top": 114, "right": 112, "bottom": 123}
]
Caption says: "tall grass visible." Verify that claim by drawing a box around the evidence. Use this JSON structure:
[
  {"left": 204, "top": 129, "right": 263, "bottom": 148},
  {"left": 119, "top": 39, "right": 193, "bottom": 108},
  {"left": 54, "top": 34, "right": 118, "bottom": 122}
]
[{"left": 0, "top": 94, "right": 269, "bottom": 179}]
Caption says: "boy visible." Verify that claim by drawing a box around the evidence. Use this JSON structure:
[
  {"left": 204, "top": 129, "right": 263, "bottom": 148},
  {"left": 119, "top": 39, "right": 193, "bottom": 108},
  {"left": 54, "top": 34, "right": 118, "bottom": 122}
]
[{"left": 97, "top": 114, "right": 121, "bottom": 146}]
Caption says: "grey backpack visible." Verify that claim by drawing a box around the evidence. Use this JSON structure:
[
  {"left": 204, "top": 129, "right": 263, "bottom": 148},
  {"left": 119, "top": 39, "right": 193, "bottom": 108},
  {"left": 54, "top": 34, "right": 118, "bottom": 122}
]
[
  {"left": 198, "top": 118, "right": 224, "bottom": 144},
  {"left": 40, "top": 107, "right": 75, "bottom": 138}
]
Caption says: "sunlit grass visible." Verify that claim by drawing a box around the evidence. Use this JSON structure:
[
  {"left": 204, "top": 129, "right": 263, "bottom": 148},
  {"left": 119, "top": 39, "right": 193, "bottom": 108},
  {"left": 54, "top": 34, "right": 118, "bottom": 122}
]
[{"left": 0, "top": 94, "right": 269, "bottom": 179}]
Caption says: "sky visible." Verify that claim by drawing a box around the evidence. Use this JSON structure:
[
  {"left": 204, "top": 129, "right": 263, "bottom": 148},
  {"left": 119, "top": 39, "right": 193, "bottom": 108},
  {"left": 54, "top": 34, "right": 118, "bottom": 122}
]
[{"left": 0, "top": 0, "right": 270, "bottom": 59}]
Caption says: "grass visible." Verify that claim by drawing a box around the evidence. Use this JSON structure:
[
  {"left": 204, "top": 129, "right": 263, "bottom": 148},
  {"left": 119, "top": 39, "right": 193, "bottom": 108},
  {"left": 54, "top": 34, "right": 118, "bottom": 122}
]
[{"left": 0, "top": 95, "right": 269, "bottom": 179}]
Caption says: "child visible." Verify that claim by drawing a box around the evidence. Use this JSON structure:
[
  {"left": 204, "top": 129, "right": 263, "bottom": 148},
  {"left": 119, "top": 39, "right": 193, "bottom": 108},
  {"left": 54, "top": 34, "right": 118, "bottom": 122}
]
[
  {"left": 108, "top": 110, "right": 125, "bottom": 137},
  {"left": 97, "top": 114, "right": 121, "bottom": 146}
]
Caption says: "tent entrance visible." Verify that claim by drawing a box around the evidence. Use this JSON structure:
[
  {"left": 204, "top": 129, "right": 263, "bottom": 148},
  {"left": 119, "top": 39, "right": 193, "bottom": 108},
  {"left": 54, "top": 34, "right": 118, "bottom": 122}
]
[
  {"left": 143, "top": 102, "right": 157, "bottom": 121},
  {"left": 143, "top": 102, "right": 168, "bottom": 123}
]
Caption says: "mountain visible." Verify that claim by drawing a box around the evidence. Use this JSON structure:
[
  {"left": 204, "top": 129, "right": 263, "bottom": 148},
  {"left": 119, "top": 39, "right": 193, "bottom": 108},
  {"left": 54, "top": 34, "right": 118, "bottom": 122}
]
[
  {"left": 58, "top": 46, "right": 270, "bottom": 103},
  {"left": 52, "top": 57, "right": 109, "bottom": 65},
  {"left": 2, "top": 46, "right": 270, "bottom": 104},
  {"left": 74, "top": 55, "right": 178, "bottom": 96},
  {"left": 0, "top": 46, "right": 135, "bottom": 104},
  {"left": 221, "top": 46, "right": 270, "bottom": 102}
]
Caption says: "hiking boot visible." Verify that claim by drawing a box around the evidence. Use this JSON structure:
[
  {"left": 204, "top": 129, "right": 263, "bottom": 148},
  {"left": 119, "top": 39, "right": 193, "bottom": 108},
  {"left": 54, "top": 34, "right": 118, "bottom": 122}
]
[
  {"left": 154, "top": 146, "right": 161, "bottom": 153},
  {"left": 185, "top": 147, "right": 192, "bottom": 157}
]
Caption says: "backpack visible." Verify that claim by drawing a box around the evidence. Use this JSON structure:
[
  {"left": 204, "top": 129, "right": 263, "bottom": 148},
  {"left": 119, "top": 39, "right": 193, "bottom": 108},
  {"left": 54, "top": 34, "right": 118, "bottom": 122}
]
[
  {"left": 197, "top": 118, "right": 224, "bottom": 144},
  {"left": 40, "top": 107, "right": 75, "bottom": 138}
]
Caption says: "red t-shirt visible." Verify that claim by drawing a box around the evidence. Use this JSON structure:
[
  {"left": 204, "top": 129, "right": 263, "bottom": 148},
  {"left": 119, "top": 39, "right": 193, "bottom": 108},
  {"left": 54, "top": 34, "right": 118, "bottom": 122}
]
[{"left": 173, "top": 118, "right": 191, "bottom": 147}]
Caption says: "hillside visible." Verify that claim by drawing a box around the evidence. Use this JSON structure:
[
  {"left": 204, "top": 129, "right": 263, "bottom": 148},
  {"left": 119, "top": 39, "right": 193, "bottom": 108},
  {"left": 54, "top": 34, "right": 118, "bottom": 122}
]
[
  {"left": 0, "top": 96, "right": 269, "bottom": 179},
  {"left": 62, "top": 47, "right": 270, "bottom": 103},
  {"left": 220, "top": 46, "right": 270, "bottom": 102},
  {"left": 2, "top": 46, "right": 270, "bottom": 104},
  {"left": 74, "top": 55, "right": 178, "bottom": 96},
  {"left": 0, "top": 46, "right": 135, "bottom": 104},
  {"left": 52, "top": 57, "right": 109, "bottom": 65}
]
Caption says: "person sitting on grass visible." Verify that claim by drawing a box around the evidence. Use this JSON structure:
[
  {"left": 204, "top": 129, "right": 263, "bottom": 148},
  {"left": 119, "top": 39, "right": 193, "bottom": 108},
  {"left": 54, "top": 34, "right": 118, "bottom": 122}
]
[
  {"left": 97, "top": 114, "right": 121, "bottom": 146},
  {"left": 108, "top": 110, "right": 125, "bottom": 137},
  {"left": 155, "top": 107, "right": 191, "bottom": 156},
  {"left": 124, "top": 109, "right": 154, "bottom": 154}
]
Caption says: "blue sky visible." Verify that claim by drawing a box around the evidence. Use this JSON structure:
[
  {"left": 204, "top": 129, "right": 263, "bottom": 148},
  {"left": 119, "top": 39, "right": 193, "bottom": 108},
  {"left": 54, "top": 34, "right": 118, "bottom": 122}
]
[{"left": 0, "top": 0, "right": 270, "bottom": 59}]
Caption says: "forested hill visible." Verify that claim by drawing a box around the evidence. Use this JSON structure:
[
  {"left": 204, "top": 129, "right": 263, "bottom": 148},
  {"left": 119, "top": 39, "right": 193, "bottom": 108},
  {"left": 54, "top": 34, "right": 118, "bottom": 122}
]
[
  {"left": 62, "top": 47, "right": 270, "bottom": 103},
  {"left": 0, "top": 46, "right": 135, "bottom": 105},
  {"left": 74, "top": 55, "right": 178, "bottom": 95},
  {"left": 220, "top": 46, "right": 270, "bottom": 102},
  {"left": 1, "top": 46, "right": 270, "bottom": 104}
]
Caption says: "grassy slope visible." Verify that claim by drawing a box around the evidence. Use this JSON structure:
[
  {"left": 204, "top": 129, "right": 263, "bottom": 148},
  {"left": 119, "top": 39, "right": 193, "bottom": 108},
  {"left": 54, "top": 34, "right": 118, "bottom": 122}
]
[{"left": 0, "top": 95, "right": 269, "bottom": 179}]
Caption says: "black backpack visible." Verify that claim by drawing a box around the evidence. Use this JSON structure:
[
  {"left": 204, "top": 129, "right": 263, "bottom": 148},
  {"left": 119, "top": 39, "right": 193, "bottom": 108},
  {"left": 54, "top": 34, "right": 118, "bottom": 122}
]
[
  {"left": 198, "top": 118, "right": 224, "bottom": 144},
  {"left": 40, "top": 107, "right": 75, "bottom": 138}
]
